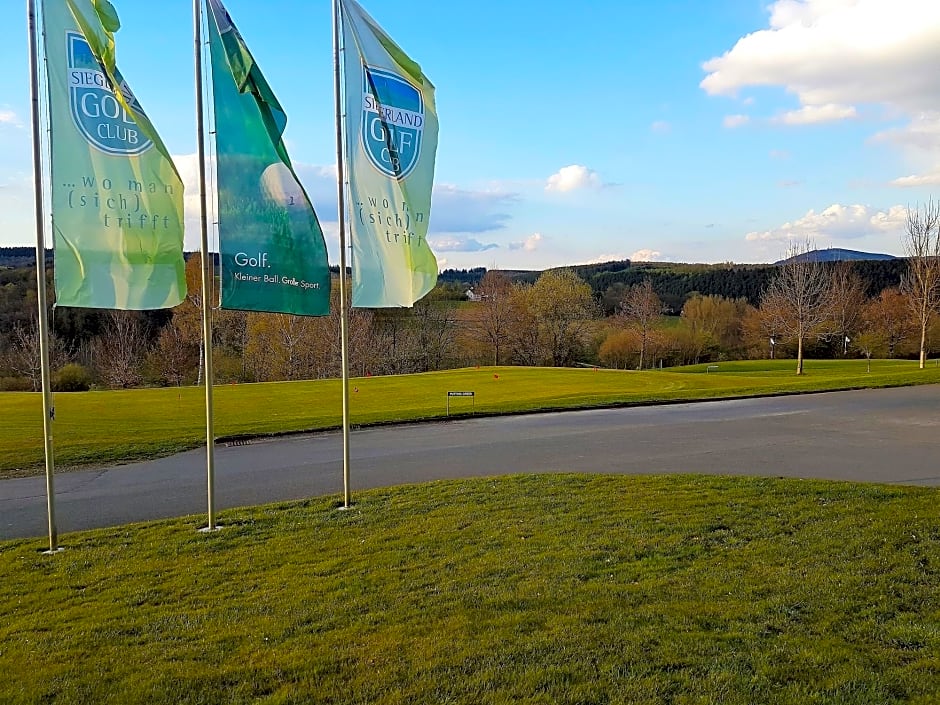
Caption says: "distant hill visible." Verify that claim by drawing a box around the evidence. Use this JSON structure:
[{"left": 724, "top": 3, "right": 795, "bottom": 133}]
[{"left": 775, "top": 248, "right": 897, "bottom": 265}]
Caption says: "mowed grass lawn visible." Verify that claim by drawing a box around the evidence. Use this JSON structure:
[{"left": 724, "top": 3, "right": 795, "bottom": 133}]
[
  {"left": 1, "top": 474, "right": 938, "bottom": 704},
  {"left": 2, "top": 359, "right": 940, "bottom": 476}
]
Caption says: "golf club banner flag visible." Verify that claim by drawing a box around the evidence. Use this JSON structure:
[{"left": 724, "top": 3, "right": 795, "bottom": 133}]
[
  {"left": 340, "top": 0, "right": 438, "bottom": 308},
  {"left": 42, "top": 0, "right": 186, "bottom": 309},
  {"left": 206, "top": 0, "right": 330, "bottom": 316}
]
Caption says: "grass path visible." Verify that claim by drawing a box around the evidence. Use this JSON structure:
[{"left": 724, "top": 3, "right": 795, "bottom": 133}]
[
  {"left": 2, "top": 359, "right": 939, "bottom": 476},
  {"left": 1, "top": 474, "right": 938, "bottom": 704}
]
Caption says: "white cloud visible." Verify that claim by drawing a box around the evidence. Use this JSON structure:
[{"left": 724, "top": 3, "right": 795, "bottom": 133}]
[
  {"left": 873, "top": 114, "right": 940, "bottom": 154},
  {"left": 773, "top": 103, "right": 858, "bottom": 125},
  {"left": 545, "top": 165, "right": 602, "bottom": 193},
  {"left": 0, "top": 110, "right": 20, "bottom": 127},
  {"left": 630, "top": 249, "right": 666, "bottom": 262},
  {"left": 702, "top": 1, "right": 940, "bottom": 113},
  {"left": 430, "top": 235, "right": 499, "bottom": 253},
  {"left": 745, "top": 203, "right": 908, "bottom": 242},
  {"left": 702, "top": 0, "right": 940, "bottom": 181},
  {"left": 723, "top": 114, "right": 750, "bottom": 128},
  {"left": 508, "top": 233, "right": 543, "bottom": 252},
  {"left": 892, "top": 173, "right": 940, "bottom": 187},
  {"left": 580, "top": 253, "right": 629, "bottom": 265},
  {"left": 651, "top": 121, "right": 671, "bottom": 134},
  {"left": 577, "top": 250, "right": 670, "bottom": 264}
]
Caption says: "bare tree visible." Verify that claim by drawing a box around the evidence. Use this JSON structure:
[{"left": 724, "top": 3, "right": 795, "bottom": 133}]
[
  {"left": 826, "top": 262, "right": 867, "bottom": 356},
  {"left": 760, "top": 240, "right": 831, "bottom": 375},
  {"left": 862, "top": 287, "right": 917, "bottom": 359},
  {"left": 324, "top": 281, "right": 375, "bottom": 378},
  {"left": 617, "top": 279, "right": 664, "bottom": 370},
  {"left": 411, "top": 289, "right": 458, "bottom": 372},
  {"left": 370, "top": 308, "right": 420, "bottom": 375},
  {"left": 505, "top": 283, "right": 542, "bottom": 366},
  {"left": 900, "top": 200, "right": 940, "bottom": 369},
  {"left": 93, "top": 311, "right": 151, "bottom": 388},
  {"left": 150, "top": 319, "right": 197, "bottom": 387},
  {"left": 467, "top": 270, "right": 514, "bottom": 365},
  {"left": 2, "top": 319, "right": 71, "bottom": 390},
  {"left": 244, "top": 312, "right": 321, "bottom": 382}
]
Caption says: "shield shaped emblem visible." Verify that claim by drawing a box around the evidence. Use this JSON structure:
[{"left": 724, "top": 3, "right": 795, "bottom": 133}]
[
  {"left": 67, "top": 31, "right": 152, "bottom": 156},
  {"left": 360, "top": 66, "right": 424, "bottom": 180}
]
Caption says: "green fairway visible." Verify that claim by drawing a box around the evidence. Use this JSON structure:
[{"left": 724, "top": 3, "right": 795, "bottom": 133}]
[
  {"left": 1, "top": 474, "right": 938, "bottom": 704},
  {"left": 2, "top": 359, "right": 940, "bottom": 477}
]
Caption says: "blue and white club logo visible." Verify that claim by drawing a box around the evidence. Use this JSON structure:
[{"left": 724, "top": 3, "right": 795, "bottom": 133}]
[
  {"left": 360, "top": 66, "right": 424, "bottom": 180},
  {"left": 67, "top": 31, "right": 152, "bottom": 156}
]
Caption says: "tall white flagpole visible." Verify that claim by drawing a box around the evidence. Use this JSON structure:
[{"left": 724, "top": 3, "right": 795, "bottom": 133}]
[
  {"left": 27, "top": 0, "right": 58, "bottom": 553},
  {"left": 194, "top": 0, "right": 218, "bottom": 530},
  {"left": 333, "top": 0, "right": 352, "bottom": 508}
]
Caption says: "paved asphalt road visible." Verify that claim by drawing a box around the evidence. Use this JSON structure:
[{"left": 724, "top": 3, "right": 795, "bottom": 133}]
[{"left": 2, "top": 385, "right": 939, "bottom": 540}]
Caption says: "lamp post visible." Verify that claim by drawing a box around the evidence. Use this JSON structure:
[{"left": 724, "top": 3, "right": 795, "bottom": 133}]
[
  {"left": 844, "top": 336, "right": 851, "bottom": 356},
  {"left": 770, "top": 337, "right": 776, "bottom": 360}
]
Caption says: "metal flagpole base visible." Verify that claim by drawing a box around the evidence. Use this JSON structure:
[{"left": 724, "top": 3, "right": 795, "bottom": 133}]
[
  {"left": 41, "top": 548, "right": 65, "bottom": 555},
  {"left": 336, "top": 505, "right": 354, "bottom": 512},
  {"left": 198, "top": 525, "right": 224, "bottom": 533}
]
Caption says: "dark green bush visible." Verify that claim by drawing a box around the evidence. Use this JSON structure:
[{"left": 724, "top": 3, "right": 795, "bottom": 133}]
[{"left": 53, "top": 363, "right": 92, "bottom": 392}]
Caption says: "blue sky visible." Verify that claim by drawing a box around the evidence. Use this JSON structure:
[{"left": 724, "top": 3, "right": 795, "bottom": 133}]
[{"left": 2, "top": 0, "right": 940, "bottom": 269}]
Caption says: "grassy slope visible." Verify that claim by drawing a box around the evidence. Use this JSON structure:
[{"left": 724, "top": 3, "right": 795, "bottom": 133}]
[
  {"left": 2, "top": 360, "right": 940, "bottom": 476},
  {"left": 1, "top": 474, "right": 938, "bottom": 704}
]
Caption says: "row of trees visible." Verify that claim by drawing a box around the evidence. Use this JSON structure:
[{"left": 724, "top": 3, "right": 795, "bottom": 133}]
[
  {"left": 2, "top": 202, "right": 939, "bottom": 388},
  {"left": 597, "top": 272, "right": 940, "bottom": 372},
  {"left": 597, "top": 209, "right": 940, "bottom": 374},
  {"left": 0, "top": 265, "right": 600, "bottom": 389},
  {"left": 5, "top": 260, "right": 935, "bottom": 391}
]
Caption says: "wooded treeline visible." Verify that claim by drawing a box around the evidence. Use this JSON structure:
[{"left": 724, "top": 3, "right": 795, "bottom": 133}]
[{"left": 0, "top": 247, "right": 932, "bottom": 391}]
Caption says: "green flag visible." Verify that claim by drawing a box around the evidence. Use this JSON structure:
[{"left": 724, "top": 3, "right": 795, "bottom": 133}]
[
  {"left": 340, "top": 0, "right": 439, "bottom": 308},
  {"left": 42, "top": 0, "right": 186, "bottom": 310},
  {"left": 206, "top": 0, "right": 331, "bottom": 316}
]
